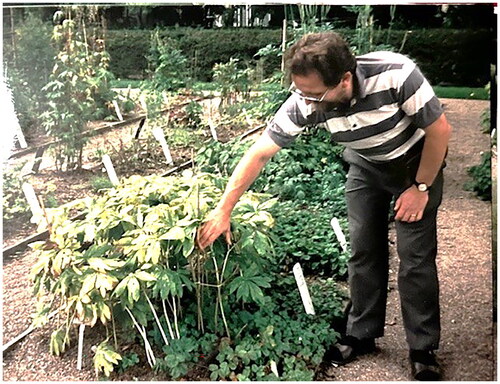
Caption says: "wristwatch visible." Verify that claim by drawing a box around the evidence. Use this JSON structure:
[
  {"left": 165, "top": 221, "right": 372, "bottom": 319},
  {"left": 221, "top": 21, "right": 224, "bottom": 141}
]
[{"left": 413, "top": 181, "right": 430, "bottom": 192}]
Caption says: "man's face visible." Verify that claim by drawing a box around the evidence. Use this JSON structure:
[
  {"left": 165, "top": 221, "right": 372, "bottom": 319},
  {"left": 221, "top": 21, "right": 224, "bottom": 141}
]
[{"left": 291, "top": 71, "right": 352, "bottom": 112}]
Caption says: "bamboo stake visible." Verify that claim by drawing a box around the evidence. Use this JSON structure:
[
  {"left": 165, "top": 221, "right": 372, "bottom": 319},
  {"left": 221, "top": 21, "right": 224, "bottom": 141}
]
[{"left": 280, "top": 18, "right": 287, "bottom": 84}]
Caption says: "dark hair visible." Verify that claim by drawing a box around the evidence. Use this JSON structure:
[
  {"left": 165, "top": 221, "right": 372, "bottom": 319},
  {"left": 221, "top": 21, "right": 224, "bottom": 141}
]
[{"left": 285, "top": 32, "right": 356, "bottom": 86}]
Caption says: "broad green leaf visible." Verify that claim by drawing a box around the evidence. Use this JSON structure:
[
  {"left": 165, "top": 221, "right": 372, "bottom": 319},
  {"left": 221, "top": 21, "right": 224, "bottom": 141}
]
[
  {"left": 128, "top": 276, "right": 141, "bottom": 303},
  {"left": 145, "top": 241, "right": 162, "bottom": 264},
  {"left": 80, "top": 273, "right": 97, "bottom": 296},
  {"left": 93, "top": 341, "right": 122, "bottom": 377},
  {"left": 113, "top": 275, "right": 130, "bottom": 297},
  {"left": 159, "top": 226, "right": 185, "bottom": 241},
  {"left": 182, "top": 238, "right": 195, "bottom": 258},
  {"left": 95, "top": 272, "right": 118, "bottom": 297},
  {"left": 134, "top": 270, "right": 156, "bottom": 282}
]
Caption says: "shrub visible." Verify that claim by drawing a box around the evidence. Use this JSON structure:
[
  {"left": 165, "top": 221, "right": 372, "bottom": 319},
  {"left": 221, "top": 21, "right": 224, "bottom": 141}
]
[
  {"left": 30, "top": 172, "right": 277, "bottom": 376},
  {"left": 2, "top": 162, "right": 31, "bottom": 223},
  {"left": 465, "top": 151, "right": 492, "bottom": 201},
  {"left": 41, "top": 13, "right": 118, "bottom": 171},
  {"left": 141, "top": 29, "right": 190, "bottom": 122},
  {"left": 4, "top": 13, "right": 56, "bottom": 136},
  {"left": 106, "top": 27, "right": 492, "bottom": 87}
]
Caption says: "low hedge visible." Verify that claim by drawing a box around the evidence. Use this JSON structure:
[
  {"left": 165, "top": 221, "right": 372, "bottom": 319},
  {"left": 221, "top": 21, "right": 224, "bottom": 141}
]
[{"left": 106, "top": 27, "right": 493, "bottom": 87}]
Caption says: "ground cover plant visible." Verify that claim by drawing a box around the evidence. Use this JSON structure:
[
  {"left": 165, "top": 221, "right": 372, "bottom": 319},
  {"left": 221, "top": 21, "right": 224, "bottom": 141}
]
[
  {"left": 196, "top": 126, "right": 350, "bottom": 278},
  {"left": 29, "top": 171, "right": 345, "bottom": 380}
]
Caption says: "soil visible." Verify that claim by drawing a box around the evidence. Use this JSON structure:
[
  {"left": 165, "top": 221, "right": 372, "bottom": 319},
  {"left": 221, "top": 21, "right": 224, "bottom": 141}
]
[{"left": 2, "top": 98, "right": 496, "bottom": 381}]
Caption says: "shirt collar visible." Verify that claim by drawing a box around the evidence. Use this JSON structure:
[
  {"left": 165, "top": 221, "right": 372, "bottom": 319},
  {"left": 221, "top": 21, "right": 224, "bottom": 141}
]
[{"left": 353, "top": 64, "right": 366, "bottom": 99}]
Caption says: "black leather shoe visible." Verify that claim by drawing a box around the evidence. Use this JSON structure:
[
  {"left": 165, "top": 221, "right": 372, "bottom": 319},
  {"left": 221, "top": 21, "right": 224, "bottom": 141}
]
[
  {"left": 410, "top": 349, "right": 441, "bottom": 381},
  {"left": 324, "top": 336, "right": 376, "bottom": 365}
]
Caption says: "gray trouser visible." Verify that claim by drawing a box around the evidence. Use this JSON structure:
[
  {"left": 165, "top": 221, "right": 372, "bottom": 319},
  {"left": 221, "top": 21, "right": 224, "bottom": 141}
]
[{"left": 343, "top": 146, "right": 443, "bottom": 351}]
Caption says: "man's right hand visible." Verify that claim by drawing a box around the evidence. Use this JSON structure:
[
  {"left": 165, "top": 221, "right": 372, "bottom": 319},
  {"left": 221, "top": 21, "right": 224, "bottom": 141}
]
[
  {"left": 196, "top": 132, "right": 281, "bottom": 251},
  {"left": 196, "top": 208, "right": 232, "bottom": 251}
]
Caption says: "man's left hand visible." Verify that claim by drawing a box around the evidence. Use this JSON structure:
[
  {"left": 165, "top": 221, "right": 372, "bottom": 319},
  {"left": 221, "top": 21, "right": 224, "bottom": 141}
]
[{"left": 394, "top": 186, "right": 429, "bottom": 222}]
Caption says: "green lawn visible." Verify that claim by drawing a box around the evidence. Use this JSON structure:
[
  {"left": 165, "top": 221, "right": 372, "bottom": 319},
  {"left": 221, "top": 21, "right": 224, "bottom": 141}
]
[{"left": 433, "top": 86, "right": 489, "bottom": 100}]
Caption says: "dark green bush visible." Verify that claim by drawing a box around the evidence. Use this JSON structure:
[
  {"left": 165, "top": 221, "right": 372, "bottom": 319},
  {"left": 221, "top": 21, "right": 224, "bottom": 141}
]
[
  {"left": 107, "top": 27, "right": 492, "bottom": 87},
  {"left": 4, "top": 13, "right": 56, "bottom": 135},
  {"left": 465, "top": 151, "right": 492, "bottom": 201}
]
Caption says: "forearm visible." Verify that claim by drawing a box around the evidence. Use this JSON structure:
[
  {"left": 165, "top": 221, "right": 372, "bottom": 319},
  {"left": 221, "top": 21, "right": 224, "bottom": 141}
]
[
  {"left": 415, "top": 113, "right": 452, "bottom": 186},
  {"left": 216, "top": 132, "right": 280, "bottom": 215}
]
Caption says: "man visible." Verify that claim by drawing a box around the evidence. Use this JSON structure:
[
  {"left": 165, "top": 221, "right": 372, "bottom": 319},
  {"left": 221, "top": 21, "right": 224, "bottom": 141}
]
[{"left": 197, "top": 31, "right": 451, "bottom": 381}]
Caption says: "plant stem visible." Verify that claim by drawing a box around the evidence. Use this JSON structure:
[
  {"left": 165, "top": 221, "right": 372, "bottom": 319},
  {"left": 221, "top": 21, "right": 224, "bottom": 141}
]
[
  {"left": 212, "top": 256, "right": 230, "bottom": 340},
  {"left": 110, "top": 302, "right": 118, "bottom": 350},
  {"left": 125, "top": 307, "right": 156, "bottom": 367},
  {"left": 144, "top": 292, "right": 169, "bottom": 346},
  {"left": 161, "top": 299, "right": 176, "bottom": 340},
  {"left": 171, "top": 296, "right": 180, "bottom": 339}
]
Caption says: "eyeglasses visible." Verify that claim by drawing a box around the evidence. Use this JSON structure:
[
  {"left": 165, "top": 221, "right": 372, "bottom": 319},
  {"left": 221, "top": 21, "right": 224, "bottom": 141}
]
[{"left": 289, "top": 83, "right": 332, "bottom": 103}]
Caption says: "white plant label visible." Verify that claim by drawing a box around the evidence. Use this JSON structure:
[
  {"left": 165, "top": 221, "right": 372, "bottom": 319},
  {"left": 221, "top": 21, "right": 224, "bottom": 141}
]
[
  {"left": 21, "top": 182, "right": 42, "bottom": 223},
  {"left": 112, "top": 100, "right": 124, "bottom": 121},
  {"left": 208, "top": 118, "right": 218, "bottom": 141},
  {"left": 152, "top": 127, "right": 173, "bottom": 165},
  {"left": 292, "top": 263, "right": 315, "bottom": 315},
  {"left": 330, "top": 217, "right": 348, "bottom": 253},
  {"left": 77, "top": 324, "right": 85, "bottom": 370},
  {"left": 270, "top": 360, "right": 279, "bottom": 377},
  {"left": 102, "top": 154, "right": 119, "bottom": 185},
  {"left": 139, "top": 95, "right": 148, "bottom": 113},
  {"left": 242, "top": 108, "right": 252, "bottom": 126}
]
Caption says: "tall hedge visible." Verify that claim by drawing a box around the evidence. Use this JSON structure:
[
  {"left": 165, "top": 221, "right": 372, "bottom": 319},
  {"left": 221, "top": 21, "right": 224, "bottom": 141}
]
[{"left": 106, "top": 27, "right": 493, "bottom": 87}]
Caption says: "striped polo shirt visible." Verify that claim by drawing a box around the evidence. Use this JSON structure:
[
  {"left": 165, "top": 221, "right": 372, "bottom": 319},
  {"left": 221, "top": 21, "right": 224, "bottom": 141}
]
[{"left": 266, "top": 51, "right": 443, "bottom": 163}]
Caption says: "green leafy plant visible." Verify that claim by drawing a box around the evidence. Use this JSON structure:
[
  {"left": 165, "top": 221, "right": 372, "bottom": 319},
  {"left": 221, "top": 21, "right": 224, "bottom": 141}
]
[
  {"left": 184, "top": 100, "right": 204, "bottom": 129},
  {"left": 213, "top": 58, "right": 253, "bottom": 109},
  {"left": 196, "top": 126, "right": 349, "bottom": 278},
  {"left": 41, "top": 8, "right": 117, "bottom": 171},
  {"left": 117, "top": 352, "right": 140, "bottom": 373},
  {"left": 4, "top": 12, "right": 55, "bottom": 135},
  {"left": 90, "top": 176, "right": 114, "bottom": 192},
  {"left": 93, "top": 340, "right": 123, "bottom": 377},
  {"left": 30, "top": 172, "right": 276, "bottom": 378},
  {"left": 270, "top": 201, "right": 349, "bottom": 277},
  {"left": 141, "top": 29, "right": 190, "bottom": 123},
  {"left": 2, "top": 162, "right": 30, "bottom": 222},
  {"left": 465, "top": 151, "right": 492, "bottom": 201}
]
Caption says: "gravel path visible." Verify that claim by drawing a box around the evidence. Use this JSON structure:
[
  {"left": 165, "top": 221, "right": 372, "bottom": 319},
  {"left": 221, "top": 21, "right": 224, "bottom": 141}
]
[{"left": 2, "top": 98, "right": 495, "bottom": 381}]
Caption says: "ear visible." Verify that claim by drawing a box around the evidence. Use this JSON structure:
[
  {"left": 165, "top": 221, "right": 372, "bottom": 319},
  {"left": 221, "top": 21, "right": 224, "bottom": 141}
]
[{"left": 341, "top": 71, "right": 352, "bottom": 87}]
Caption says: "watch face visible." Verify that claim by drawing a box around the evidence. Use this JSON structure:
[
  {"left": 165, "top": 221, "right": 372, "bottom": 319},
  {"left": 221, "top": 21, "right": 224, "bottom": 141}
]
[{"left": 418, "top": 183, "right": 428, "bottom": 192}]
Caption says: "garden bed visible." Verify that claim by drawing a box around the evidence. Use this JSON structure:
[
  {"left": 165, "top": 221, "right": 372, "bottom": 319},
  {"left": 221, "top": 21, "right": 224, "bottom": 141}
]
[
  {"left": 2, "top": 98, "right": 495, "bottom": 381},
  {"left": 3, "top": 93, "right": 251, "bottom": 250}
]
